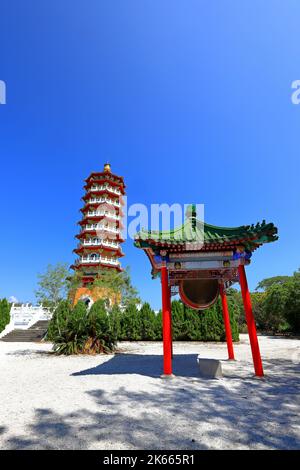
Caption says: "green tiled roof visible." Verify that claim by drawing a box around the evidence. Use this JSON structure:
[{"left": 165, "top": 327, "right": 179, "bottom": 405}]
[{"left": 134, "top": 215, "right": 278, "bottom": 252}]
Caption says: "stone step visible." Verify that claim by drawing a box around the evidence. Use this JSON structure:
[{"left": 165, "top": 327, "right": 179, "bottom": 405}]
[
  {"left": 0, "top": 321, "right": 50, "bottom": 342},
  {"left": 28, "top": 320, "right": 50, "bottom": 330}
]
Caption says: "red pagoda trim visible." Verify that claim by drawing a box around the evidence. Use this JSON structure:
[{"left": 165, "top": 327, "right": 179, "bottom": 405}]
[
  {"left": 76, "top": 231, "right": 125, "bottom": 243},
  {"left": 73, "top": 245, "right": 125, "bottom": 257},
  {"left": 78, "top": 216, "right": 123, "bottom": 226},
  {"left": 85, "top": 172, "right": 125, "bottom": 185},
  {"left": 84, "top": 177, "right": 126, "bottom": 193},
  {"left": 80, "top": 203, "right": 124, "bottom": 216}
]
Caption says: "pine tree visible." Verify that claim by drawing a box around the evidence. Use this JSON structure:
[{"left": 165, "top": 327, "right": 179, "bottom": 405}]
[
  {"left": 171, "top": 300, "right": 187, "bottom": 340},
  {"left": 109, "top": 304, "right": 122, "bottom": 339},
  {"left": 72, "top": 300, "right": 88, "bottom": 319},
  {"left": 139, "top": 302, "right": 157, "bottom": 340},
  {"left": 121, "top": 303, "right": 141, "bottom": 340},
  {"left": 155, "top": 310, "right": 163, "bottom": 340},
  {"left": 184, "top": 306, "right": 203, "bottom": 340},
  {"left": 47, "top": 299, "right": 71, "bottom": 340}
]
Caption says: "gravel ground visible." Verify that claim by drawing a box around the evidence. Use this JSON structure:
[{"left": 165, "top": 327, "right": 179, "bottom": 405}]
[{"left": 0, "top": 334, "right": 299, "bottom": 450}]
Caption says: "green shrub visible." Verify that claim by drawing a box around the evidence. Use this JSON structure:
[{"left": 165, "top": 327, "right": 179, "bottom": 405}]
[
  {"left": 0, "top": 299, "right": 10, "bottom": 333},
  {"left": 120, "top": 303, "right": 141, "bottom": 340},
  {"left": 168, "top": 299, "right": 239, "bottom": 342},
  {"left": 85, "top": 299, "right": 116, "bottom": 353},
  {"left": 263, "top": 284, "right": 290, "bottom": 333},
  {"left": 285, "top": 274, "right": 300, "bottom": 334},
  {"left": 51, "top": 300, "right": 116, "bottom": 355},
  {"left": 155, "top": 310, "right": 163, "bottom": 340},
  {"left": 109, "top": 304, "right": 122, "bottom": 339},
  {"left": 172, "top": 300, "right": 187, "bottom": 340},
  {"left": 47, "top": 299, "right": 71, "bottom": 341},
  {"left": 139, "top": 302, "right": 157, "bottom": 340}
]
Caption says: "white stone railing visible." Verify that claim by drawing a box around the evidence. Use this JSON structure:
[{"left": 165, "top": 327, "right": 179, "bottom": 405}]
[
  {"left": 90, "top": 184, "right": 121, "bottom": 195},
  {"left": 78, "top": 256, "right": 120, "bottom": 266},
  {"left": 0, "top": 303, "right": 52, "bottom": 338},
  {"left": 82, "top": 239, "right": 119, "bottom": 248},
  {"left": 84, "top": 224, "right": 120, "bottom": 233},
  {"left": 87, "top": 197, "right": 121, "bottom": 207},
  {"left": 87, "top": 210, "right": 120, "bottom": 220}
]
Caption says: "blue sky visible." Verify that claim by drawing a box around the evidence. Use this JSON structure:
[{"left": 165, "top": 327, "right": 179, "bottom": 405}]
[{"left": 0, "top": 1, "right": 299, "bottom": 309}]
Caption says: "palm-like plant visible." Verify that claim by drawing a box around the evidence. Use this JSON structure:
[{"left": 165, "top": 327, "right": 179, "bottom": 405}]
[{"left": 51, "top": 300, "right": 116, "bottom": 355}]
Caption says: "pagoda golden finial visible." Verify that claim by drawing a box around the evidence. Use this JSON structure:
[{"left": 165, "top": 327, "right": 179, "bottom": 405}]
[{"left": 104, "top": 162, "right": 111, "bottom": 173}]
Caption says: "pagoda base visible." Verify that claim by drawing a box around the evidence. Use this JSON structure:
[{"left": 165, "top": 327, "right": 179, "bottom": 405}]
[{"left": 71, "top": 286, "right": 121, "bottom": 307}]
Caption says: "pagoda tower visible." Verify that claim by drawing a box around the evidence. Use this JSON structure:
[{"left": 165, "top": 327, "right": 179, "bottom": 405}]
[{"left": 71, "top": 163, "right": 126, "bottom": 305}]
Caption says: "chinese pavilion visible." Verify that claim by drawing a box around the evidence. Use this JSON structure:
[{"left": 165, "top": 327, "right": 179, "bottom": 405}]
[
  {"left": 134, "top": 206, "right": 278, "bottom": 377},
  {"left": 71, "top": 163, "right": 125, "bottom": 305}
]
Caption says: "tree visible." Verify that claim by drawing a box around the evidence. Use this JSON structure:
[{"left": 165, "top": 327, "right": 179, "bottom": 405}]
[
  {"left": 256, "top": 276, "right": 290, "bottom": 291},
  {"left": 171, "top": 300, "right": 187, "bottom": 340},
  {"left": 109, "top": 303, "right": 122, "bottom": 339},
  {"left": 169, "top": 298, "right": 240, "bottom": 342},
  {"left": 285, "top": 270, "right": 300, "bottom": 334},
  {"left": 226, "top": 296, "right": 240, "bottom": 341},
  {"left": 120, "top": 303, "right": 141, "bottom": 340},
  {"left": 249, "top": 292, "right": 267, "bottom": 331},
  {"left": 225, "top": 288, "right": 245, "bottom": 332},
  {"left": 263, "top": 284, "right": 290, "bottom": 333},
  {"left": 91, "top": 266, "right": 140, "bottom": 307},
  {"left": 85, "top": 299, "right": 116, "bottom": 353},
  {"left": 35, "top": 263, "right": 69, "bottom": 307},
  {"left": 66, "top": 271, "right": 84, "bottom": 298},
  {"left": 47, "top": 299, "right": 71, "bottom": 341},
  {"left": 185, "top": 306, "right": 204, "bottom": 340},
  {"left": 139, "top": 302, "right": 157, "bottom": 340},
  {"left": 72, "top": 300, "right": 88, "bottom": 319},
  {"left": 197, "top": 302, "right": 225, "bottom": 341},
  {"left": 0, "top": 299, "right": 10, "bottom": 333},
  {"left": 155, "top": 310, "right": 163, "bottom": 340}
]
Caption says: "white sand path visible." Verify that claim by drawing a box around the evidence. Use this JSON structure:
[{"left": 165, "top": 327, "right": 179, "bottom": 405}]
[{"left": 0, "top": 335, "right": 299, "bottom": 450}]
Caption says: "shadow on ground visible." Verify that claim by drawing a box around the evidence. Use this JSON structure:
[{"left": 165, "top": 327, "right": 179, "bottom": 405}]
[
  {"left": 5, "top": 350, "right": 52, "bottom": 357},
  {"left": 3, "top": 355, "right": 300, "bottom": 450},
  {"left": 72, "top": 353, "right": 202, "bottom": 378}
]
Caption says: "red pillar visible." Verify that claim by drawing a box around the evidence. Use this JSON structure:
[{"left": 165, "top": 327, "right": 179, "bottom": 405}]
[
  {"left": 238, "top": 264, "right": 264, "bottom": 377},
  {"left": 220, "top": 283, "right": 235, "bottom": 360},
  {"left": 161, "top": 266, "right": 173, "bottom": 375}
]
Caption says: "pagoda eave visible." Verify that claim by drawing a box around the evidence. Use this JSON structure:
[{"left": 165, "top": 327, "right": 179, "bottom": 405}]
[
  {"left": 81, "top": 196, "right": 123, "bottom": 210},
  {"left": 76, "top": 231, "right": 125, "bottom": 242},
  {"left": 85, "top": 172, "right": 125, "bottom": 186},
  {"left": 80, "top": 204, "right": 124, "bottom": 216},
  {"left": 72, "top": 262, "right": 122, "bottom": 271},
  {"left": 82, "top": 189, "right": 123, "bottom": 200},
  {"left": 78, "top": 216, "right": 123, "bottom": 226},
  {"left": 73, "top": 246, "right": 124, "bottom": 257},
  {"left": 84, "top": 181, "right": 126, "bottom": 194}
]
